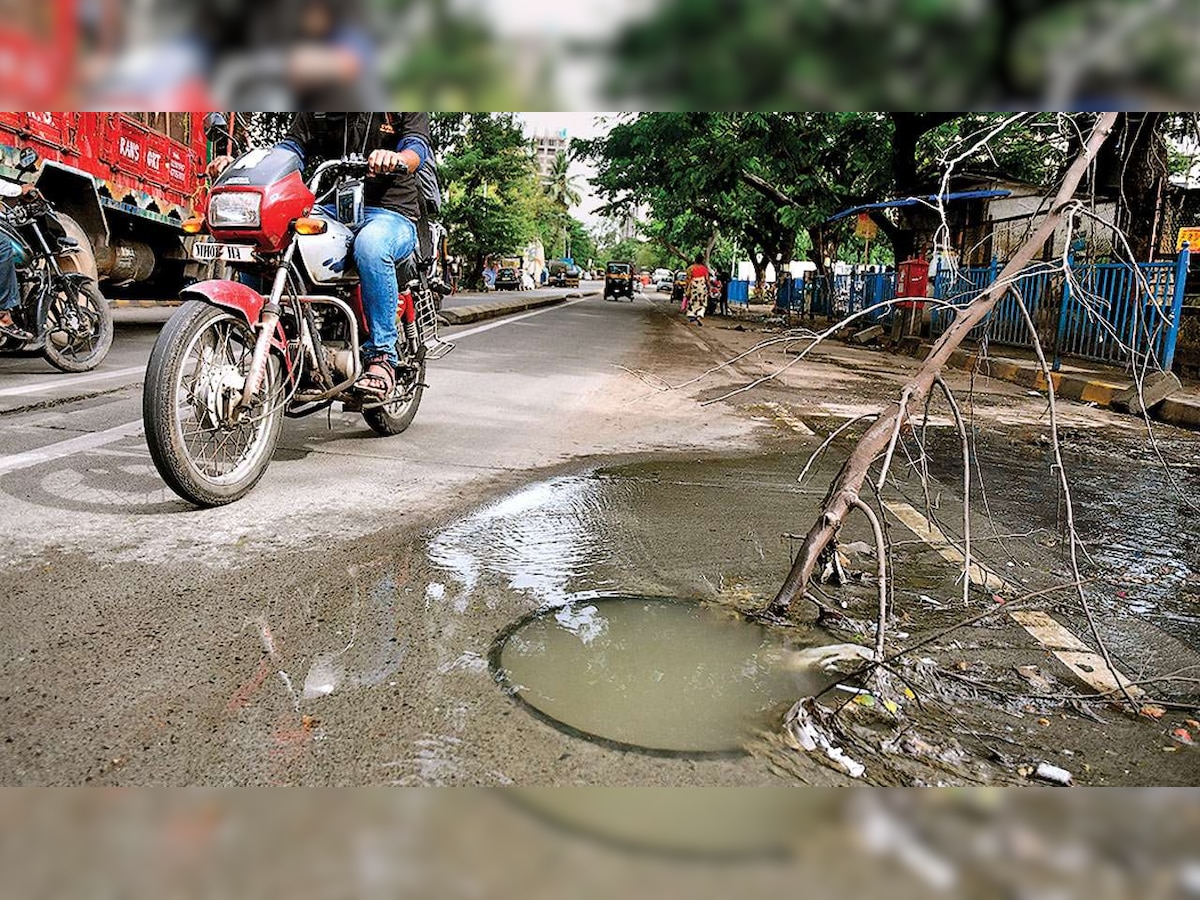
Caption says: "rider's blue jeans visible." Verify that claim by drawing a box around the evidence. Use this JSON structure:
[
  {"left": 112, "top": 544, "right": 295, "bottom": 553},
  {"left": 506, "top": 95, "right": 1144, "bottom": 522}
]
[
  {"left": 320, "top": 205, "right": 418, "bottom": 367},
  {"left": 0, "top": 236, "right": 20, "bottom": 312}
]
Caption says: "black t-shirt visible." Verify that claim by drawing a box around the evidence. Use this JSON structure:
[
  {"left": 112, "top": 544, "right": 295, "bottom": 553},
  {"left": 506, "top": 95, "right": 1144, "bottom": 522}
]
[{"left": 285, "top": 113, "right": 431, "bottom": 220}]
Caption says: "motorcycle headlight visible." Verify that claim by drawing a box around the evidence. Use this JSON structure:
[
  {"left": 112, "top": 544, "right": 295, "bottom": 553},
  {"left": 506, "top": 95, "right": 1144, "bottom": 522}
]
[{"left": 208, "top": 192, "right": 262, "bottom": 228}]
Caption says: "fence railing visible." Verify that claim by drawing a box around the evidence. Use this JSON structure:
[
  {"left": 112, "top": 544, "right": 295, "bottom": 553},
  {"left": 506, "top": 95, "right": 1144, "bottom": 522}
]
[
  {"left": 723, "top": 245, "right": 1190, "bottom": 371},
  {"left": 930, "top": 247, "right": 1190, "bottom": 370}
]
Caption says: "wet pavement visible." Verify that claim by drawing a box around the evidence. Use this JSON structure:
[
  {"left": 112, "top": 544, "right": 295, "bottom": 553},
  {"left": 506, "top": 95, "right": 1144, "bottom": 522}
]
[{"left": 0, "top": 295, "right": 1198, "bottom": 785}]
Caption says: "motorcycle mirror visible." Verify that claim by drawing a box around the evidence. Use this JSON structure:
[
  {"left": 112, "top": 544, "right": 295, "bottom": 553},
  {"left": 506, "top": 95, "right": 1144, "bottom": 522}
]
[
  {"left": 17, "top": 148, "right": 38, "bottom": 171},
  {"left": 202, "top": 112, "right": 229, "bottom": 142}
]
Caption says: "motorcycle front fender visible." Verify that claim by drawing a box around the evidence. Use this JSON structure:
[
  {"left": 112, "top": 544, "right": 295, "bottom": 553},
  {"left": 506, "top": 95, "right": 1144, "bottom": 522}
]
[{"left": 180, "top": 279, "right": 291, "bottom": 358}]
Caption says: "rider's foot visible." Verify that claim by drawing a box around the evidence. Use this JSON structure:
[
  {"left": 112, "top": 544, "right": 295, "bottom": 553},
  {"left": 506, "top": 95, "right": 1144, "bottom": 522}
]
[
  {"left": 355, "top": 357, "right": 396, "bottom": 398},
  {"left": 0, "top": 311, "right": 33, "bottom": 342}
]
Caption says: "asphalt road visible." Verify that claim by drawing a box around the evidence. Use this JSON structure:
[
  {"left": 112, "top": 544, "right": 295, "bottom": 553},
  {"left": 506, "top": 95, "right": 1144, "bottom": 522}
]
[
  {"left": 0, "top": 282, "right": 745, "bottom": 785},
  {"left": 2, "top": 285, "right": 1195, "bottom": 787}
]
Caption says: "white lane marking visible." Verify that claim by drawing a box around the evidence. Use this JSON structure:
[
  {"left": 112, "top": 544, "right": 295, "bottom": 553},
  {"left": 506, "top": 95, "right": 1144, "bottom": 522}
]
[
  {"left": 885, "top": 498, "right": 1139, "bottom": 698},
  {"left": 445, "top": 297, "right": 591, "bottom": 340},
  {"left": 0, "top": 297, "right": 591, "bottom": 475},
  {"left": 0, "top": 419, "right": 144, "bottom": 476},
  {"left": 0, "top": 365, "right": 145, "bottom": 398}
]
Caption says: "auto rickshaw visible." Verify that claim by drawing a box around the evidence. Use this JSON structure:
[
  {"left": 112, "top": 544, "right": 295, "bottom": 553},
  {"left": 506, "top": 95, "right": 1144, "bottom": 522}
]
[
  {"left": 671, "top": 270, "right": 688, "bottom": 307},
  {"left": 603, "top": 261, "right": 634, "bottom": 301}
]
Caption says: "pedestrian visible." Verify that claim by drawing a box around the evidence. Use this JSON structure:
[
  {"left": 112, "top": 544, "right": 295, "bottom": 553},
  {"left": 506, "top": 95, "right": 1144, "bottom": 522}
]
[
  {"left": 718, "top": 275, "right": 730, "bottom": 316},
  {"left": 483, "top": 261, "right": 497, "bottom": 291},
  {"left": 448, "top": 257, "right": 460, "bottom": 294},
  {"left": 685, "top": 253, "right": 709, "bottom": 326}
]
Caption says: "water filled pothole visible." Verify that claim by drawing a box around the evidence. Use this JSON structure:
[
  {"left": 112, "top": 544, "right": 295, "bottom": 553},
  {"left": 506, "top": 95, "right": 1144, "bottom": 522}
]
[{"left": 492, "top": 596, "right": 837, "bottom": 756}]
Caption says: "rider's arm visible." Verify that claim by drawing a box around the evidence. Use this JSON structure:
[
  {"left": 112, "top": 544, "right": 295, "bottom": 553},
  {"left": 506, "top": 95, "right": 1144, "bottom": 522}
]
[
  {"left": 275, "top": 113, "right": 317, "bottom": 166},
  {"left": 393, "top": 113, "right": 431, "bottom": 174}
]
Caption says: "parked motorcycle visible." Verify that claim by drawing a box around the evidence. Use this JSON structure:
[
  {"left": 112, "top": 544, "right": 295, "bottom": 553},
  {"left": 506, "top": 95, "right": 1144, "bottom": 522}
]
[
  {"left": 0, "top": 149, "right": 113, "bottom": 372},
  {"left": 142, "top": 139, "right": 452, "bottom": 508}
]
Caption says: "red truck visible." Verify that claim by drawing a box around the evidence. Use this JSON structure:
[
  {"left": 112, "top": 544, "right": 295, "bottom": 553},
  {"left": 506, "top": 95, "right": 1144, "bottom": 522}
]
[{"left": 0, "top": 112, "right": 211, "bottom": 299}]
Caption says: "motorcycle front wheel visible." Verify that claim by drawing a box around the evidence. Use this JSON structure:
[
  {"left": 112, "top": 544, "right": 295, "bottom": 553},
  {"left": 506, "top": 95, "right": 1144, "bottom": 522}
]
[
  {"left": 43, "top": 277, "right": 113, "bottom": 373},
  {"left": 144, "top": 300, "right": 285, "bottom": 507}
]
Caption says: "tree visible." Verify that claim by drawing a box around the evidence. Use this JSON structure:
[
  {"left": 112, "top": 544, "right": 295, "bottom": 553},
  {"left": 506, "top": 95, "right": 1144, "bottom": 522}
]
[{"left": 439, "top": 113, "right": 537, "bottom": 288}]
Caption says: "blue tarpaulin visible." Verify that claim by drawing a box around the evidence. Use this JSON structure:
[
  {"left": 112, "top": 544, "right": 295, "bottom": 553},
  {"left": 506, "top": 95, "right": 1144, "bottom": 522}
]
[{"left": 825, "top": 190, "right": 1011, "bottom": 224}]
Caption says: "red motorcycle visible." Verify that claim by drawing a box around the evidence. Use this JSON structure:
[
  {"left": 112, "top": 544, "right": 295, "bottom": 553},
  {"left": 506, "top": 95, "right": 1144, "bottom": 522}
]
[{"left": 142, "top": 136, "right": 451, "bottom": 508}]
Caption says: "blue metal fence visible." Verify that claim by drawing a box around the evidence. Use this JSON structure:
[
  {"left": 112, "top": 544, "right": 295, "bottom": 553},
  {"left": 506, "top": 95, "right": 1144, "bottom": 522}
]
[
  {"left": 804, "top": 271, "right": 897, "bottom": 323},
  {"left": 929, "top": 247, "right": 1190, "bottom": 371}
]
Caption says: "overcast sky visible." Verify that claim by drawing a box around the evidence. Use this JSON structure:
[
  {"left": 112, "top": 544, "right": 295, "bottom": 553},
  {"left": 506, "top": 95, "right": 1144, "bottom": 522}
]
[{"left": 518, "top": 113, "right": 617, "bottom": 228}]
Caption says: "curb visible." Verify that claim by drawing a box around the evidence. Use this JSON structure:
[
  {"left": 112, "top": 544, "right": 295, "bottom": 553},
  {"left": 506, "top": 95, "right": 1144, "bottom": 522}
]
[
  {"left": 898, "top": 342, "right": 1200, "bottom": 432},
  {"left": 439, "top": 291, "right": 591, "bottom": 326}
]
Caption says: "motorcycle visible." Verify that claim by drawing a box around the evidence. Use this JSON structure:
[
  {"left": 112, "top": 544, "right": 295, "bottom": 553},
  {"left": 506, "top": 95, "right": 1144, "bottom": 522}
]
[
  {"left": 142, "top": 137, "right": 453, "bottom": 508},
  {"left": 0, "top": 149, "right": 114, "bottom": 373}
]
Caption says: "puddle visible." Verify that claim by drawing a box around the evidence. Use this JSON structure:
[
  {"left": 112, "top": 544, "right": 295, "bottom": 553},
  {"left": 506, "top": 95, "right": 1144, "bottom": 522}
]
[
  {"left": 492, "top": 596, "right": 837, "bottom": 756},
  {"left": 428, "top": 476, "right": 621, "bottom": 607}
]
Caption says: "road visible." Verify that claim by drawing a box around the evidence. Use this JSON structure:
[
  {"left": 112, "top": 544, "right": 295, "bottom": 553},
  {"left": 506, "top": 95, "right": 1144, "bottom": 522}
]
[
  {"left": 0, "top": 284, "right": 750, "bottom": 785},
  {"left": 0, "top": 286, "right": 1197, "bottom": 787}
]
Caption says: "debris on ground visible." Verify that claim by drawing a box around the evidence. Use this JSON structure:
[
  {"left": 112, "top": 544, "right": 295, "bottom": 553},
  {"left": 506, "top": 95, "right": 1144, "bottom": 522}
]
[
  {"left": 851, "top": 324, "right": 885, "bottom": 345},
  {"left": 1014, "top": 664, "right": 1053, "bottom": 693},
  {"left": 783, "top": 697, "right": 866, "bottom": 778},
  {"left": 1032, "top": 761, "right": 1074, "bottom": 785}
]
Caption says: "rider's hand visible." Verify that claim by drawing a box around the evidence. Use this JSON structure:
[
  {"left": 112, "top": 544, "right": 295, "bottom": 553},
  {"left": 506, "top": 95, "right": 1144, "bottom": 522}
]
[
  {"left": 206, "top": 155, "right": 234, "bottom": 180},
  {"left": 19, "top": 184, "right": 40, "bottom": 200},
  {"left": 368, "top": 149, "right": 407, "bottom": 176}
]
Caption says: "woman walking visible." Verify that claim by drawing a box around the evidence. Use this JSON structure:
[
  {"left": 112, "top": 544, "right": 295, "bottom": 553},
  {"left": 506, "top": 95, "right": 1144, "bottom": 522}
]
[{"left": 685, "top": 253, "right": 709, "bottom": 326}]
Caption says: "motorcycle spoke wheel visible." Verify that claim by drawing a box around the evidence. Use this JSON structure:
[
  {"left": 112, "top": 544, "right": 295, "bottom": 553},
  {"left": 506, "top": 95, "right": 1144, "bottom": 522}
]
[
  {"left": 42, "top": 279, "right": 113, "bottom": 373},
  {"left": 144, "top": 300, "right": 285, "bottom": 507}
]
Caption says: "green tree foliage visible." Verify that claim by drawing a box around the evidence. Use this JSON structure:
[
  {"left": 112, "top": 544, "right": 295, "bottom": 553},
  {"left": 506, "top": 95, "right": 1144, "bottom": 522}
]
[
  {"left": 604, "top": 0, "right": 1200, "bottom": 108},
  {"left": 438, "top": 113, "right": 537, "bottom": 288}
]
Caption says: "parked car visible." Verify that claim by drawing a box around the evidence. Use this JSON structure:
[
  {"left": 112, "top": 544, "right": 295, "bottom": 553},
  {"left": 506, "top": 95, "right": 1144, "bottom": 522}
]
[{"left": 494, "top": 267, "right": 521, "bottom": 291}]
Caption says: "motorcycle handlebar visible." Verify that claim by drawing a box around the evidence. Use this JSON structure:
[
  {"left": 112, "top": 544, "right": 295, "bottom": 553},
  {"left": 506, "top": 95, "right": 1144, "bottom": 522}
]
[{"left": 309, "top": 157, "right": 370, "bottom": 196}]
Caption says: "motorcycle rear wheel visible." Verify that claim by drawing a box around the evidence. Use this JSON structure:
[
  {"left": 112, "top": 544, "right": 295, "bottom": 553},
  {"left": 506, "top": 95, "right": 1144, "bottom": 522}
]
[
  {"left": 362, "top": 349, "right": 425, "bottom": 437},
  {"left": 144, "top": 300, "right": 284, "bottom": 507}
]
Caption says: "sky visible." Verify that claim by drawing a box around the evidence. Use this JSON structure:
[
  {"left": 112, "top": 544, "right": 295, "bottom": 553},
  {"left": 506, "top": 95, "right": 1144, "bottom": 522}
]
[{"left": 518, "top": 113, "right": 617, "bottom": 229}]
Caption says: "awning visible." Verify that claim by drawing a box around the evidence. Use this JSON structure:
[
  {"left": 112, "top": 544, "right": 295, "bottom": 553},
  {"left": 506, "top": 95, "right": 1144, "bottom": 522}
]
[{"left": 825, "top": 190, "right": 1012, "bottom": 224}]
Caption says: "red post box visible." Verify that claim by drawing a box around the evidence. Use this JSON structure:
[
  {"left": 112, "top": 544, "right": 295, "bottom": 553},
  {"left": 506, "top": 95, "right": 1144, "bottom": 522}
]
[{"left": 897, "top": 258, "right": 930, "bottom": 310}]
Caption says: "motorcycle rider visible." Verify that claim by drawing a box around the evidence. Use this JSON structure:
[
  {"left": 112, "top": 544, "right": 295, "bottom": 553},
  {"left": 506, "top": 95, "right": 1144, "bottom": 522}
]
[
  {"left": 0, "top": 182, "right": 42, "bottom": 342},
  {"left": 207, "top": 112, "right": 432, "bottom": 398}
]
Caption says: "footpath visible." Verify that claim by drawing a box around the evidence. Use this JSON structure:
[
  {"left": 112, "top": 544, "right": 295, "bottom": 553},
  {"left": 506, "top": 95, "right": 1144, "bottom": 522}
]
[
  {"left": 437, "top": 288, "right": 594, "bottom": 325},
  {"left": 895, "top": 340, "right": 1200, "bottom": 432},
  {"left": 726, "top": 301, "right": 1200, "bottom": 432}
]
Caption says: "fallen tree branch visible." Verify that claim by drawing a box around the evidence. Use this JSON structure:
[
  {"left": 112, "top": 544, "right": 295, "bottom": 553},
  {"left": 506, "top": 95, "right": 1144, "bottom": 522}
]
[{"left": 770, "top": 112, "right": 1119, "bottom": 617}]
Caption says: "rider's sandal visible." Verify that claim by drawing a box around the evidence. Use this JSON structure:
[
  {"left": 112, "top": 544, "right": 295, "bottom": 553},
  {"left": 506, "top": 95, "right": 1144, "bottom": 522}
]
[
  {"left": 0, "top": 313, "right": 33, "bottom": 342},
  {"left": 355, "top": 358, "right": 396, "bottom": 398}
]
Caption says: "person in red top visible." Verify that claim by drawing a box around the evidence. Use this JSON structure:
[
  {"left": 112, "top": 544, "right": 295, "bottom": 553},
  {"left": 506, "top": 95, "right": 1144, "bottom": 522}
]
[{"left": 685, "top": 253, "right": 710, "bottom": 325}]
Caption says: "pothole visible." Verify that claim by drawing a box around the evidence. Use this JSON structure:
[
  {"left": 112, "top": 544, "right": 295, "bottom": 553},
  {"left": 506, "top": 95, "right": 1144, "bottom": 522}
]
[{"left": 491, "top": 595, "right": 839, "bottom": 757}]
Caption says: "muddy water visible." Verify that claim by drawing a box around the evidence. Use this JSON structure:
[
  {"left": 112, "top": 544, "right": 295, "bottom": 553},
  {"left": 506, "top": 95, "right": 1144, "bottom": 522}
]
[
  {"left": 921, "top": 427, "right": 1200, "bottom": 656},
  {"left": 494, "top": 596, "right": 834, "bottom": 755}
]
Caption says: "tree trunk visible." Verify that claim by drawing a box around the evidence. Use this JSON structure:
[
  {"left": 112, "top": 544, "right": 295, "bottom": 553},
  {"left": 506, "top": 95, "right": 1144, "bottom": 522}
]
[{"left": 771, "top": 112, "right": 1119, "bottom": 616}]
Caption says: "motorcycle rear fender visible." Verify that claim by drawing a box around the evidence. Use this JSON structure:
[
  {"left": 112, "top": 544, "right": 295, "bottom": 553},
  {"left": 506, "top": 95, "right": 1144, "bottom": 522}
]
[{"left": 180, "top": 279, "right": 291, "bottom": 359}]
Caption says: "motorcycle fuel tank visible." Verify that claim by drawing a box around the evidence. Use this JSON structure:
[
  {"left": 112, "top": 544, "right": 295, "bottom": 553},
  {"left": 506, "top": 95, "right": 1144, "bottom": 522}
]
[{"left": 296, "top": 219, "right": 358, "bottom": 284}]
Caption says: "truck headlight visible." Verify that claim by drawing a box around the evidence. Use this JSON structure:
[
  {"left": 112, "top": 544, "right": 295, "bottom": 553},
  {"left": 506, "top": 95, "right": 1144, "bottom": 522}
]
[{"left": 208, "top": 192, "right": 262, "bottom": 228}]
